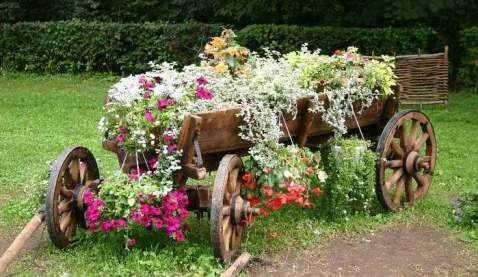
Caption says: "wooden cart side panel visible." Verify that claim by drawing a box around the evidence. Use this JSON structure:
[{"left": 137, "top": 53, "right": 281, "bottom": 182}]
[{"left": 177, "top": 113, "right": 202, "bottom": 165}]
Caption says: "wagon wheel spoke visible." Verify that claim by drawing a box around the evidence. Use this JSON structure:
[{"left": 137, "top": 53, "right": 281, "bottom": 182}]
[
  {"left": 398, "top": 126, "right": 407, "bottom": 149},
  {"left": 386, "top": 160, "right": 403, "bottom": 169},
  {"left": 408, "top": 120, "right": 420, "bottom": 147},
  {"left": 63, "top": 169, "right": 75, "bottom": 189},
  {"left": 79, "top": 161, "right": 88, "bottom": 185},
  {"left": 69, "top": 159, "right": 80, "bottom": 185},
  {"left": 222, "top": 217, "right": 232, "bottom": 251},
  {"left": 58, "top": 199, "right": 72, "bottom": 213},
  {"left": 413, "top": 133, "right": 429, "bottom": 151},
  {"left": 417, "top": 156, "right": 432, "bottom": 170},
  {"left": 390, "top": 141, "right": 404, "bottom": 158},
  {"left": 64, "top": 215, "right": 77, "bottom": 240},
  {"left": 385, "top": 168, "right": 403, "bottom": 190},
  {"left": 60, "top": 211, "right": 73, "bottom": 232},
  {"left": 60, "top": 187, "right": 73, "bottom": 198},
  {"left": 405, "top": 177, "right": 414, "bottom": 202},
  {"left": 392, "top": 176, "right": 405, "bottom": 205},
  {"left": 228, "top": 168, "right": 240, "bottom": 195}
]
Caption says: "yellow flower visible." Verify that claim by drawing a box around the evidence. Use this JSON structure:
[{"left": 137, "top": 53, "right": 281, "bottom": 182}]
[
  {"left": 239, "top": 47, "right": 250, "bottom": 56},
  {"left": 226, "top": 46, "right": 240, "bottom": 57},
  {"left": 210, "top": 37, "right": 225, "bottom": 49},
  {"left": 214, "top": 62, "right": 229, "bottom": 73}
]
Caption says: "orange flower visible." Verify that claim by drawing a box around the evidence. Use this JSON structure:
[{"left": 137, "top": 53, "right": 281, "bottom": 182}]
[
  {"left": 210, "top": 37, "right": 225, "bottom": 49},
  {"left": 312, "top": 187, "right": 322, "bottom": 197}
]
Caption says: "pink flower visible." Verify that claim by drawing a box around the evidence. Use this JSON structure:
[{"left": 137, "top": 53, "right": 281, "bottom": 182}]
[
  {"left": 195, "top": 86, "right": 214, "bottom": 100},
  {"left": 128, "top": 168, "right": 145, "bottom": 181},
  {"left": 345, "top": 53, "right": 354, "bottom": 61},
  {"left": 143, "top": 91, "right": 151, "bottom": 99},
  {"left": 139, "top": 76, "right": 155, "bottom": 90},
  {"left": 197, "top": 76, "right": 208, "bottom": 86},
  {"left": 157, "top": 99, "right": 175, "bottom": 110},
  {"left": 163, "top": 131, "right": 174, "bottom": 142},
  {"left": 83, "top": 190, "right": 93, "bottom": 205},
  {"left": 153, "top": 219, "right": 163, "bottom": 230},
  {"left": 127, "top": 238, "right": 136, "bottom": 247},
  {"left": 167, "top": 143, "right": 177, "bottom": 152},
  {"left": 115, "top": 133, "right": 125, "bottom": 143},
  {"left": 175, "top": 231, "right": 185, "bottom": 241},
  {"left": 119, "top": 125, "right": 127, "bottom": 133},
  {"left": 144, "top": 111, "right": 155, "bottom": 122},
  {"left": 147, "top": 156, "right": 157, "bottom": 170}
]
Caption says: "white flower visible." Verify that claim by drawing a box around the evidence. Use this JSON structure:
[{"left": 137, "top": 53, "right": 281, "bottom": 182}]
[{"left": 317, "top": 170, "right": 328, "bottom": 183}]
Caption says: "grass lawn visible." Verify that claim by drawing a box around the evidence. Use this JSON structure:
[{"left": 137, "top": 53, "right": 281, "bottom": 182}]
[{"left": 0, "top": 73, "right": 477, "bottom": 276}]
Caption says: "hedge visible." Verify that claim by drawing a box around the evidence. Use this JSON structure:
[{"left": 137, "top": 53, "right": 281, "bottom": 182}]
[
  {"left": 0, "top": 21, "right": 444, "bottom": 75},
  {"left": 0, "top": 21, "right": 222, "bottom": 74},
  {"left": 459, "top": 27, "right": 478, "bottom": 90},
  {"left": 237, "top": 25, "right": 443, "bottom": 56}
]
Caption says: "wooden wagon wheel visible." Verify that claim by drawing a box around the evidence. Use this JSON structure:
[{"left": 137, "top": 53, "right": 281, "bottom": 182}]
[
  {"left": 210, "top": 155, "right": 248, "bottom": 261},
  {"left": 46, "top": 146, "right": 99, "bottom": 248},
  {"left": 376, "top": 110, "right": 436, "bottom": 211}
]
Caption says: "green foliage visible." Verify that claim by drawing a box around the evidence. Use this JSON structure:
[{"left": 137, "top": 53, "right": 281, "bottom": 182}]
[
  {"left": 455, "top": 190, "right": 478, "bottom": 228},
  {"left": 0, "top": 21, "right": 445, "bottom": 75},
  {"left": 459, "top": 27, "right": 478, "bottom": 90},
  {"left": 0, "top": 21, "right": 221, "bottom": 74},
  {"left": 318, "top": 138, "right": 380, "bottom": 220},
  {"left": 237, "top": 25, "right": 443, "bottom": 56}
]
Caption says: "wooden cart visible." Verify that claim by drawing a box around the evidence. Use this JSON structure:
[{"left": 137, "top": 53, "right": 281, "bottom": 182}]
[{"left": 44, "top": 90, "right": 437, "bottom": 261}]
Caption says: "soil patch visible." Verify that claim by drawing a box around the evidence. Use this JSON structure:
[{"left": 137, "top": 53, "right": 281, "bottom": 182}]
[{"left": 246, "top": 224, "right": 478, "bottom": 276}]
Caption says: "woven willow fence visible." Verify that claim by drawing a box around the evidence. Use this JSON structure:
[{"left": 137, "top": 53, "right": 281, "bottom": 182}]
[{"left": 394, "top": 47, "right": 449, "bottom": 108}]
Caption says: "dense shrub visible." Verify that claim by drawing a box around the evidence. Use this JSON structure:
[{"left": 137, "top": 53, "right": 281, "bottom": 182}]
[
  {"left": 0, "top": 21, "right": 221, "bottom": 74},
  {"left": 454, "top": 190, "right": 478, "bottom": 227},
  {"left": 0, "top": 21, "right": 444, "bottom": 74},
  {"left": 318, "top": 138, "right": 380, "bottom": 221},
  {"left": 237, "top": 25, "right": 443, "bottom": 56},
  {"left": 459, "top": 27, "right": 478, "bottom": 90}
]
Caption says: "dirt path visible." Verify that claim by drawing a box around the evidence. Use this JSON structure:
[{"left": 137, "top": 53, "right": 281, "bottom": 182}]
[{"left": 246, "top": 224, "right": 478, "bottom": 276}]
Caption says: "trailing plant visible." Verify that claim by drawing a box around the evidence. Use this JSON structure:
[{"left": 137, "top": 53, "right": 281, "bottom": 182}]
[
  {"left": 286, "top": 45, "right": 396, "bottom": 136},
  {"left": 318, "top": 138, "right": 379, "bottom": 221}
]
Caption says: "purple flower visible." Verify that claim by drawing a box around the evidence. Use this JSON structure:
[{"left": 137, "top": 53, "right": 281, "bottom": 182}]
[
  {"left": 157, "top": 98, "right": 175, "bottom": 110},
  {"left": 195, "top": 86, "right": 214, "bottom": 100},
  {"left": 148, "top": 156, "right": 157, "bottom": 170},
  {"left": 119, "top": 125, "right": 127, "bottom": 134},
  {"left": 197, "top": 76, "right": 208, "bottom": 86},
  {"left": 163, "top": 132, "right": 174, "bottom": 142},
  {"left": 153, "top": 76, "right": 163, "bottom": 83},
  {"left": 167, "top": 143, "right": 177, "bottom": 152},
  {"left": 144, "top": 111, "right": 155, "bottom": 122},
  {"left": 143, "top": 91, "right": 151, "bottom": 99}
]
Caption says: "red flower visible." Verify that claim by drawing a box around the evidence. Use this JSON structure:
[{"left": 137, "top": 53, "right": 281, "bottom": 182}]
[
  {"left": 334, "top": 49, "right": 342, "bottom": 55},
  {"left": 305, "top": 167, "right": 314, "bottom": 176},
  {"left": 242, "top": 172, "right": 252, "bottom": 182},
  {"left": 244, "top": 181, "right": 256, "bottom": 190},
  {"left": 248, "top": 196, "right": 260, "bottom": 207},
  {"left": 312, "top": 187, "right": 322, "bottom": 197},
  {"left": 262, "top": 185, "right": 273, "bottom": 197}
]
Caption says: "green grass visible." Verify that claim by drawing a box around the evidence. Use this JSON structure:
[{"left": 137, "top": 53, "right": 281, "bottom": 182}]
[{"left": 0, "top": 73, "right": 477, "bottom": 276}]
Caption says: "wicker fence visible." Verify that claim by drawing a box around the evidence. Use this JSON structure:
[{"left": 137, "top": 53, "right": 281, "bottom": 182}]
[{"left": 393, "top": 47, "right": 449, "bottom": 108}]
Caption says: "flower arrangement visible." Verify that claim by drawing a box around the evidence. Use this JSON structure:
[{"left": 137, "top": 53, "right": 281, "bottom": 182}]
[
  {"left": 202, "top": 29, "right": 252, "bottom": 77},
  {"left": 91, "top": 29, "right": 396, "bottom": 246},
  {"left": 242, "top": 145, "right": 327, "bottom": 222}
]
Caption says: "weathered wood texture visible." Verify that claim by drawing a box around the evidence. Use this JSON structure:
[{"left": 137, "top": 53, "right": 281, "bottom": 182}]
[{"left": 394, "top": 47, "right": 449, "bottom": 107}]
